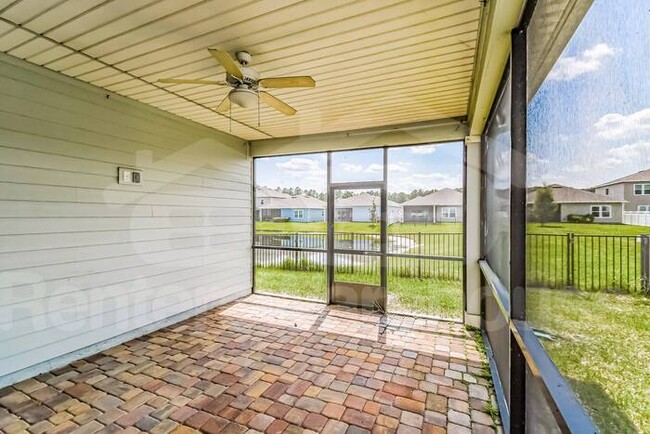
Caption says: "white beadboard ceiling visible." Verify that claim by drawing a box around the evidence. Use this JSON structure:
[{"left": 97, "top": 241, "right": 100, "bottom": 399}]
[{"left": 0, "top": 0, "right": 482, "bottom": 141}]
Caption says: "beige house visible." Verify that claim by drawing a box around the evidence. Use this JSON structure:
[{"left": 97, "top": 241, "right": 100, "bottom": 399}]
[
  {"left": 593, "top": 168, "right": 650, "bottom": 212},
  {"left": 402, "top": 188, "right": 463, "bottom": 223},
  {"left": 255, "top": 187, "right": 291, "bottom": 220},
  {"left": 527, "top": 186, "right": 625, "bottom": 223}
]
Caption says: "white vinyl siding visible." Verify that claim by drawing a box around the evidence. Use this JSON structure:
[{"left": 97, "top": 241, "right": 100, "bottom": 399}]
[
  {"left": 0, "top": 54, "right": 251, "bottom": 385},
  {"left": 590, "top": 205, "right": 611, "bottom": 218}
]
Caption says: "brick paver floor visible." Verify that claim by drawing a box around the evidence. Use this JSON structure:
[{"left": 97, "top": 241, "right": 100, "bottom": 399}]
[{"left": 0, "top": 294, "right": 499, "bottom": 434}]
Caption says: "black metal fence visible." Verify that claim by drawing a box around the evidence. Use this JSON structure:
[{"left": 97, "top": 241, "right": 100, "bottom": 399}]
[
  {"left": 527, "top": 233, "right": 650, "bottom": 293},
  {"left": 255, "top": 231, "right": 650, "bottom": 292},
  {"left": 254, "top": 231, "right": 464, "bottom": 280}
]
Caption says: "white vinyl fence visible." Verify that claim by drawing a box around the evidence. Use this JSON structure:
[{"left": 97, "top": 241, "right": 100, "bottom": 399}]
[{"left": 623, "top": 211, "right": 650, "bottom": 227}]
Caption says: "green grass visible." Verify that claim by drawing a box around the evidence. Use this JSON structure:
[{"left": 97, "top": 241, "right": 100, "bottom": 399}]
[
  {"left": 258, "top": 222, "right": 649, "bottom": 293},
  {"left": 257, "top": 221, "right": 647, "bottom": 236},
  {"left": 528, "top": 288, "right": 650, "bottom": 433},
  {"left": 255, "top": 268, "right": 328, "bottom": 301},
  {"left": 255, "top": 267, "right": 462, "bottom": 319},
  {"left": 527, "top": 224, "right": 649, "bottom": 293},
  {"left": 528, "top": 222, "right": 650, "bottom": 236},
  {"left": 528, "top": 223, "right": 650, "bottom": 431}
]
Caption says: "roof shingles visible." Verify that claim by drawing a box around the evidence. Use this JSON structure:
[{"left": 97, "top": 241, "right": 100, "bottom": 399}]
[
  {"left": 527, "top": 186, "right": 624, "bottom": 204},
  {"left": 593, "top": 168, "right": 650, "bottom": 188},
  {"left": 402, "top": 188, "right": 462, "bottom": 207}
]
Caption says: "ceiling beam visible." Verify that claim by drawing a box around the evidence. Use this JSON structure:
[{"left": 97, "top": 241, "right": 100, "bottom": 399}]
[
  {"left": 249, "top": 118, "right": 468, "bottom": 157},
  {"left": 466, "top": 0, "right": 526, "bottom": 136}
]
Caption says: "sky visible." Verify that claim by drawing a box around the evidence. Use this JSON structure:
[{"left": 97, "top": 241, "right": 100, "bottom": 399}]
[
  {"left": 254, "top": 142, "right": 463, "bottom": 193},
  {"left": 527, "top": 0, "right": 650, "bottom": 188}
]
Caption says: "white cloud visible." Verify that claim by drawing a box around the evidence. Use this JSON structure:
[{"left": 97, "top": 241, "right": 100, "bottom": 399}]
[
  {"left": 365, "top": 162, "right": 410, "bottom": 173},
  {"left": 527, "top": 152, "right": 549, "bottom": 165},
  {"left": 594, "top": 108, "right": 650, "bottom": 140},
  {"left": 410, "top": 145, "right": 437, "bottom": 155},
  {"left": 364, "top": 163, "right": 383, "bottom": 173},
  {"left": 565, "top": 164, "right": 589, "bottom": 174},
  {"left": 390, "top": 172, "right": 461, "bottom": 191},
  {"left": 606, "top": 140, "right": 650, "bottom": 161},
  {"left": 341, "top": 163, "right": 363, "bottom": 172},
  {"left": 276, "top": 157, "right": 321, "bottom": 172},
  {"left": 389, "top": 162, "right": 411, "bottom": 173},
  {"left": 274, "top": 157, "right": 326, "bottom": 190},
  {"left": 548, "top": 43, "right": 615, "bottom": 81}
]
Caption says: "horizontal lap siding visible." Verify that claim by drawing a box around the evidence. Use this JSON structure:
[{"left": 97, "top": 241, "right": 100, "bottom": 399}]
[{"left": 0, "top": 53, "right": 252, "bottom": 383}]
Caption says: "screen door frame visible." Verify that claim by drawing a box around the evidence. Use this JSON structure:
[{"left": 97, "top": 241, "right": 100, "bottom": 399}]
[{"left": 326, "top": 149, "right": 388, "bottom": 310}]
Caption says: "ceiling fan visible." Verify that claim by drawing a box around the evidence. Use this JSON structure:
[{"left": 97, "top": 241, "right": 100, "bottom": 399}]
[{"left": 158, "top": 49, "right": 315, "bottom": 116}]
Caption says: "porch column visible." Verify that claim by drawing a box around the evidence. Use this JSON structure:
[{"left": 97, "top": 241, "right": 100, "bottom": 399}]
[{"left": 464, "top": 135, "right": 481, "bottom": 326}]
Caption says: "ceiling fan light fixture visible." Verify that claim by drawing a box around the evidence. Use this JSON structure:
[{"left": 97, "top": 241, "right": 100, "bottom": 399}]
[{"left": 228, "top": 88, "right": 258, "bottom": 108}]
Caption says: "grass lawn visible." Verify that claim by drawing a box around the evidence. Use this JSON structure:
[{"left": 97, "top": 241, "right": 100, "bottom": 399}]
[
  {"left": 257, "top": 221, "right": 649, "bottom": 292},
  {"left": 528, "top": 222, "right": 650, "bottom": 236},
  {"left": 528, "top": 288, "right": 650, "bottom": 433},
  {"left": 527, "top": 223, "right": 649, "bottom": 292},
  {"left": 255, "top": 267, "right": 462, "bottom": 319}
]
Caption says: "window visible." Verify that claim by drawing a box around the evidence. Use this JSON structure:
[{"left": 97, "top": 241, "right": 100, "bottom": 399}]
[
  {"left": 590, "top": 205, "right": 611, "bottom": 218},
  {"left": 260, "top": 199, "right": 265, "bottom": 205},
  {"left": 605, "top": 188, "right": 609, "bottom": 195},
  {"left": 442, "top": 207, "right": 457, "bottom": 219},
  {"left": 634, "top": 183, "right": 650, "bottom": 195},
  {"left": 484, "top": 77, "right": 511, "bottom": 289},
  {"left": 293, "top": 210, "right": 304, "bottom": 219},
  {"left": 638, "top": 205, "right": 650, "bottom": 212}
]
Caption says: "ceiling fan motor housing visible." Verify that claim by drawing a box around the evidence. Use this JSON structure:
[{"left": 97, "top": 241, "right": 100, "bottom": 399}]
[{"left": 226, "top": 66, "right": 259, "bottom": 88}]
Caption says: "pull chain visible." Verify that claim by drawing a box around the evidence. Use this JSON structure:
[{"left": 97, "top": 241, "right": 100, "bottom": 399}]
[
  {"left": 257, "top": 92, "right": 260, "bottom": 127},
  {"left": 229, "top": 102, "right": 232, "bottom": 133}
]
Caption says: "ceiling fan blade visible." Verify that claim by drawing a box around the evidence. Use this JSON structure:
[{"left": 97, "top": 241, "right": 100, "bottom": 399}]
[
  {"left": 259, "top": 76, "right": 316, "bottom": 88},
  {"left": 158, "top": 78, "right": 227, "bottom": 85},
  {"left": 208, "top": 49, "right": 243, "bottom": 80},
  {"left": 215, "top": 94, "right": 231, "bottom": 113},
  {"left": 260, "top": 91, "right": 297, "bottom": 116}
]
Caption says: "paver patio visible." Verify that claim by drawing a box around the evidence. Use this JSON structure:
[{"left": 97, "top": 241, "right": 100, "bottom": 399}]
[{"left": 0, "top": 294, "right": 498, "bottom": 434}]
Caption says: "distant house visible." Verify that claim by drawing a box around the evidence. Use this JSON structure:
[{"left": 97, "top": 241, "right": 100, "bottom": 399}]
[
  {"left": 527, "top": 185, "right": 625, "bottom": 223},
  {"left": 402, "top": 188, "right": 463, "bottom": 223},
  {"left": 255, "top": 187, "right": 291, "bottom": 221},
  {"left": 335, "top": 192, "right": 403, "bottom": 224},
  {"left": 255, "top": 188, "right": 326, "bottom": 222},
  {"left": 593, "top": 168, "right": 650, "bottom": 212}
]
